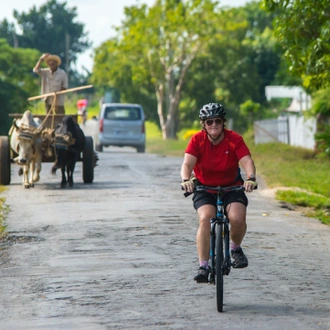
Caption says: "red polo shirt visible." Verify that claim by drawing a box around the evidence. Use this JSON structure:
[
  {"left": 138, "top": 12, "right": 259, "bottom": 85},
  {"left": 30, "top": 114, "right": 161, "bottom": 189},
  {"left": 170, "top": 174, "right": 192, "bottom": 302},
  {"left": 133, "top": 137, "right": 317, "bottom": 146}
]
[{"left": 185, "top": 129, "right": 251, "bottom": 186}]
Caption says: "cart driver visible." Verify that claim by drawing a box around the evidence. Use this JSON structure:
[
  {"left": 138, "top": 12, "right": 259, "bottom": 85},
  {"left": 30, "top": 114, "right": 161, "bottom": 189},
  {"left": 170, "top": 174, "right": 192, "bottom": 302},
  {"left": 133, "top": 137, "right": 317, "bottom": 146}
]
[{"left": 33, "top": 53, "right": 68, "bottom": 114}]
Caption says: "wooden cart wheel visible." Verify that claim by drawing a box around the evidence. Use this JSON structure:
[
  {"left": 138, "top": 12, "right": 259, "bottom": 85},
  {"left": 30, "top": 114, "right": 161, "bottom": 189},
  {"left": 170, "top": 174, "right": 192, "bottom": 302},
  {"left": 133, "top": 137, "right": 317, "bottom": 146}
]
[
  {"left": 82, "top": 136, "right": 94, "bottom": 183},
  {"left": 0, "top": 136, "right": 11, "bottom": 185}
]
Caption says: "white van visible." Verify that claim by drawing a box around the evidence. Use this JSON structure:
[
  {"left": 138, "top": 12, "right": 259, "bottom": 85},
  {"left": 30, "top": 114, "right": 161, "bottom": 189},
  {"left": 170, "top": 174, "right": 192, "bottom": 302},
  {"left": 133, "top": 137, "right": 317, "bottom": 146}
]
[{"left": 95, "top": 103, "right": 146, "bottom": 153}]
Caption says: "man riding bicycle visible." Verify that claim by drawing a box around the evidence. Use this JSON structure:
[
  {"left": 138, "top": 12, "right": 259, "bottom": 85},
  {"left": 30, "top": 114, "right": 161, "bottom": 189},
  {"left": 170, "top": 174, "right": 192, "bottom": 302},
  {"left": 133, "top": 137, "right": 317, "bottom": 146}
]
[{"left": 180, "top": 103, "right": 257, "bottom": 283}]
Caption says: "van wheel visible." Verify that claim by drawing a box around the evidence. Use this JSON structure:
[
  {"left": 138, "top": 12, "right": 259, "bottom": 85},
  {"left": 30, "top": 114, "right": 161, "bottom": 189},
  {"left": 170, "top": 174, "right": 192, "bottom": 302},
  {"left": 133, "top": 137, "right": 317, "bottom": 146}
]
[
  {"left": 136, "top": 145, "right": 145, "bottom": 153},
  {"left": 95, "top": 143, "right": 103, "bottom": 152}
]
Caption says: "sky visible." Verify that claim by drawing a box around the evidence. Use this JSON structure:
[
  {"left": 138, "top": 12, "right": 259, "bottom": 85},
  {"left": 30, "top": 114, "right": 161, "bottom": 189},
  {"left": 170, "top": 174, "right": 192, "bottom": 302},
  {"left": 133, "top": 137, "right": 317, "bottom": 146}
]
[{"left": 1, "top": 0, "right": 251, "bottom": 73}]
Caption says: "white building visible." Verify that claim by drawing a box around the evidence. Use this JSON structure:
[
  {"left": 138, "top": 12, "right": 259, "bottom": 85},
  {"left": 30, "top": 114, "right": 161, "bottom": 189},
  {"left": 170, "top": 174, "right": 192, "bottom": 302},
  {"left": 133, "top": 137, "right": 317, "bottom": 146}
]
[{"left": 255, "top": 86, "right": 316, "bottom": 150}]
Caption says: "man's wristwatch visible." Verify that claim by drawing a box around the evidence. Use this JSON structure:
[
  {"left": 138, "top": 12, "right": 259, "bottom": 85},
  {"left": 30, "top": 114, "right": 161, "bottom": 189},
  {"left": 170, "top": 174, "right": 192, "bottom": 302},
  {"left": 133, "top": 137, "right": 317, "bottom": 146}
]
[{"left": 247, "top": 175, "right": 256, "bottom": 182}]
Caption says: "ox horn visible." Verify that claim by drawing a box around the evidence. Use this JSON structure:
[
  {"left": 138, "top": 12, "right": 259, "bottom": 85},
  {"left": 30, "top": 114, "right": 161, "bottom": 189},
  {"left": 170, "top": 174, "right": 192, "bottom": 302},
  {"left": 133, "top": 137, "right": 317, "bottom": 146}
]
[
  {"left": 13, "top": 118, "right": 19, "bottom": 129},
  {"left": 8, "top": 119, "right": 18, "bottom": 136}
]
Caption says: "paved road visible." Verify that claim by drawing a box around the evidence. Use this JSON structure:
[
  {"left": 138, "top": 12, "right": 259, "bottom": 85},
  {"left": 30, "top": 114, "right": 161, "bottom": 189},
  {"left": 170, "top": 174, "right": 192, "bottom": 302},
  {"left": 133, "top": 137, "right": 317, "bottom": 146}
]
[{"left": 1, "top": 143, "right": 330, "bottom": 329}]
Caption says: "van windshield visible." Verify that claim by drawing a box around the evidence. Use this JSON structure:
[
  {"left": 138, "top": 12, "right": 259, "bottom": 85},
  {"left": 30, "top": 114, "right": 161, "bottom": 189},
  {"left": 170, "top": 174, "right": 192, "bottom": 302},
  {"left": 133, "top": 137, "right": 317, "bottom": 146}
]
[{"left": 104, "top": 107, "right": 141, "bottom": 121}]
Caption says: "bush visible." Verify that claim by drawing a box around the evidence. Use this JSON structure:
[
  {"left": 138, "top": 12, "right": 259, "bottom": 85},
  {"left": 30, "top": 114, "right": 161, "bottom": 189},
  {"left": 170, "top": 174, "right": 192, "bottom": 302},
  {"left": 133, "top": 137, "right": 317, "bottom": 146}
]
[
  {"left": 315, "top": 125, "right": 330, "bottom": 158},
  {"left": 182, "top": 129, "right": 200, "bottom": 140}
]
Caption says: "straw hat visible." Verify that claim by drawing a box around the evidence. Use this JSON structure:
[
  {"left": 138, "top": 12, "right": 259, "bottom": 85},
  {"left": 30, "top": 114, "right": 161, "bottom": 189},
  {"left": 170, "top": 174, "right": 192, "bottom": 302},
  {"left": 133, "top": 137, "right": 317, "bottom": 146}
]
[{"left": 44, "top": 54, "right": 61, "bottom": 66}]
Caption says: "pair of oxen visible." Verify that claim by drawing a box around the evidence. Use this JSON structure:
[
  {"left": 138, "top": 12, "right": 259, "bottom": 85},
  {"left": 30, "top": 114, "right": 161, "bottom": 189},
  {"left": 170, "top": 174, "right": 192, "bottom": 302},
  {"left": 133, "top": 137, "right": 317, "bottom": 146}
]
[{"left": 9, "top": 110, "right": 85, "bottom": 188}]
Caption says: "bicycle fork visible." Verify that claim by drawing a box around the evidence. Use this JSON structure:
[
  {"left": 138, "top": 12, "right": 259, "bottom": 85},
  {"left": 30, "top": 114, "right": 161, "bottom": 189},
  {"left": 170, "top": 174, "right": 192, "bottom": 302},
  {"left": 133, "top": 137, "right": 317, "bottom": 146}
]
[
  {"left": 209, "top": 218, "right": 217, "bottom": 284},
  {"left": 223, "top": 221, "right": 231, "bottom": 276}
]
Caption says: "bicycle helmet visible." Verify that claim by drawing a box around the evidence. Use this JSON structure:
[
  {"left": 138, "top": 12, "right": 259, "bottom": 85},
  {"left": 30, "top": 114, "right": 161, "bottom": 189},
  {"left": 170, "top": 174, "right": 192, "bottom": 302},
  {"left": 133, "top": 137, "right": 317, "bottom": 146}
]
[{"left": 199, "top": 103, "right": 226, "bottom": 120}]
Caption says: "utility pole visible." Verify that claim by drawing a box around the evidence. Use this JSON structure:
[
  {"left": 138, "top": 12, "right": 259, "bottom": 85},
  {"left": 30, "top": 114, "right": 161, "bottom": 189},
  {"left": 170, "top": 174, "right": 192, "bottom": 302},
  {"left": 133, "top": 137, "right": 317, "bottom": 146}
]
[
  {"left": 12, "top": 32, "right": 18, "bottom": 48},
  {"left": 65, "top": 33, "right": 70, "bottom": 85}
]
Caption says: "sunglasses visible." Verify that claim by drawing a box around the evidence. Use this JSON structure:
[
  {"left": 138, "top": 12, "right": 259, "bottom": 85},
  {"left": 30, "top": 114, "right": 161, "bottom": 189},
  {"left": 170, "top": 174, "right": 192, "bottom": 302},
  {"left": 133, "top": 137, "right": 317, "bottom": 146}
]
[{"left": 205, "top": 118, "right": 223, "bottom": 126}]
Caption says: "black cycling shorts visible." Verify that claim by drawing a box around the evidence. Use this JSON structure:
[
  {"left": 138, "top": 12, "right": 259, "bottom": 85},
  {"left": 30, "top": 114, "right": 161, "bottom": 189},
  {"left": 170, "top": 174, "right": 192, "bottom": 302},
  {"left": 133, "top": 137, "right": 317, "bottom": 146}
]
[{"left": 192, "top": 189, "right": 248, "bottom": 212}]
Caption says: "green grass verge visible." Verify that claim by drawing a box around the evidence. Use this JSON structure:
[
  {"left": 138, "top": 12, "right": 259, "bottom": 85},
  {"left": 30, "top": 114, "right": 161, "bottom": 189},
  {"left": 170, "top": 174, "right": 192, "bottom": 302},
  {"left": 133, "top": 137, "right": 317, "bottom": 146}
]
[
  {"left": 0, "top": 186, "right": 8, "bottom": 238},
  {"left": 276, "top": 190, "right": 330, "bottom": 225},
  {"left": 251, "top": 141, "right": 330, "bottom": 225},
  {"left": 146, "top": 122, "right": 189, "bottom": 157}
]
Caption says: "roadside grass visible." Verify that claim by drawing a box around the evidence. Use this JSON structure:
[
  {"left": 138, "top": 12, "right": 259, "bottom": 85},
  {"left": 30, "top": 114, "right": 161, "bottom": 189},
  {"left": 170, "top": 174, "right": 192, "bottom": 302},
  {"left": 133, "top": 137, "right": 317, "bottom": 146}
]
[
  {"left": 146, "top": 123, "right": 330, "bottom": 225},
  {"left": 0, "top": 186, "right": 8, "bottom": 238},
  {"left": 146, "top": 122, "right": 189, "bottom": 157},
  {"left": 276, "top": 190, "right": 330, "bottom": 224},
  {"left": 248, "top": 139, "right": 330, "bottom": 225}
]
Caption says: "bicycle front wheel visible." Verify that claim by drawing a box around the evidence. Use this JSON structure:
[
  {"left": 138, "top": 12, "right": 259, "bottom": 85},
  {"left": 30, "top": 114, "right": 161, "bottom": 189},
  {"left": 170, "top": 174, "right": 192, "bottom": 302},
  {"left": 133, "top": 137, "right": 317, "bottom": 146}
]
[{"left": 215, "top": 223, "right": 224, "bottom": 312}]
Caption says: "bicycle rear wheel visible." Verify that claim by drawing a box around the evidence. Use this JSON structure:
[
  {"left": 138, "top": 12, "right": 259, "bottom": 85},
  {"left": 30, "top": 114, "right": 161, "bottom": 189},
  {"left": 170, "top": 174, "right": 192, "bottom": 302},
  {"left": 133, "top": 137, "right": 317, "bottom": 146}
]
[{"left": 215, "top": 223, "right": 224, "bottom": 312}]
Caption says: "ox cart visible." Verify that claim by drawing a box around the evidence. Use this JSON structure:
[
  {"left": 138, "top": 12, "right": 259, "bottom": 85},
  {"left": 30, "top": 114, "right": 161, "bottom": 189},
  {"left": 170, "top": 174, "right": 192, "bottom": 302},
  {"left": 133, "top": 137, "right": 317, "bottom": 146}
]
[{"left": 0, "top": 86, "right": 96, "bottom": 186}]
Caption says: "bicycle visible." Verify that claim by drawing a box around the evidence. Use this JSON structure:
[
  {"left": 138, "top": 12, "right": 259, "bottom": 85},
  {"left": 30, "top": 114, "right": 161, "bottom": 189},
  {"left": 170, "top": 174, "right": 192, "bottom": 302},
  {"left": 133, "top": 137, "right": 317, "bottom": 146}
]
[{"left": 185, "top": 184, "right": 245, "bottom": 312}]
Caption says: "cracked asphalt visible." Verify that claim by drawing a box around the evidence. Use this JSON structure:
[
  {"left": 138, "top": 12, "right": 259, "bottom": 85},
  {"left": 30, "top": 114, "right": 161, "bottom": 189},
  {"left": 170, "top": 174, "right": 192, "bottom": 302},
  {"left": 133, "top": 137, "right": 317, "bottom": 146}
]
[{"left": 1, "top": 133, "right": 330, "bottom": 329}]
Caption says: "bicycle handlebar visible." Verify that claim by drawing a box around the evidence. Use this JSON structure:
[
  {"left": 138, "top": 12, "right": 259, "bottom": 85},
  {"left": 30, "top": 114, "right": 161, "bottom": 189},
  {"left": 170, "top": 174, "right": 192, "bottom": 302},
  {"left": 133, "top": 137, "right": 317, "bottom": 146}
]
[{"left": 183, "top": 185, "right": 245, "bottom": 197}]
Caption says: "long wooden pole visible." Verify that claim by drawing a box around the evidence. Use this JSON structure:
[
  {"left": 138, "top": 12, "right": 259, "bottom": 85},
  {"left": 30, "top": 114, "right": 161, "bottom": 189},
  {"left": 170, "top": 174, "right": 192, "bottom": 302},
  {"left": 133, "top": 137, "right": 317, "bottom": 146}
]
[{"left": 28, "top": 85, "right": 93, "bottom": 101}]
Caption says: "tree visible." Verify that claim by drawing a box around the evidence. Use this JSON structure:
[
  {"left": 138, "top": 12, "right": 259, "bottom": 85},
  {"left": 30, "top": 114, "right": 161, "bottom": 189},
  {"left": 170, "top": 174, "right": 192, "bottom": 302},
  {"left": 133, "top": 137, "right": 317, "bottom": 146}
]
[
  {"left": 307, "top": 88, "right": 330, "bottom": 156},
  {"left": 263, "top": 0, "right": 330, "bottom": 154},
  {"left": 0, "top": 19, "right": 18, "bottom": 47},
  {"left": 240, "top": 99, "right": 262, "bottom": 129},
  {"left": 93, "top": 0, "right": 219, "bottom": 139},
  {"left": 0, "top": 0, "right": 91, "bottom": 85},
  {"left": 93, "top": 0, "right": 297, "bottom": 135},
  {"left": 180, "top": 1, "right": 284, "bottom": 132},
  {"left": 93, "top": 38, "right": 158, "bottom": 123},
  {"left": 262, "top": 0, "right": 330, "bottom": 90},
  {"left": 0, "top": 39, "right": 40, "bottom": 134}
]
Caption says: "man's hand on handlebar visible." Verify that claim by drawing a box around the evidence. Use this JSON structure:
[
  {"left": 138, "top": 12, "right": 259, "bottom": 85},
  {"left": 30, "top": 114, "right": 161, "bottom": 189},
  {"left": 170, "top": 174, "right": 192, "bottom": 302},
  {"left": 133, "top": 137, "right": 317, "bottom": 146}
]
[
  {"left": 181, "top": 177, "right": 197, "bottom": 194},
  {"left": 244, "top": 177, "right": 258, "bottom": 192}
]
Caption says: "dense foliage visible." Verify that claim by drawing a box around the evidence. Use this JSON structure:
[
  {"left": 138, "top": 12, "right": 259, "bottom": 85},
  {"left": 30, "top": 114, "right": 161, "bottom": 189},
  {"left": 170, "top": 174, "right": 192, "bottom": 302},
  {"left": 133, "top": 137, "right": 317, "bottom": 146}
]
[
  {"left": 92, "top": 0, "right": 295, "bottom": 136},
  {"left": 262, "top": 0, "right": 330, "bottom": 91},
  {"left": 0, "top": 0, "right": 91, "bottom": 87},
  {"left": 0, "top": 39, "right": 40, "bottom": 134},
  {"left": 94, "top": 0, "right": 222, "bottom": 138},
  {"left": 0, "top": 0, "right": 93, "bottom": 134},
  {"left": 262, "top": 0, "right": 330, "bottom": 155}
]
